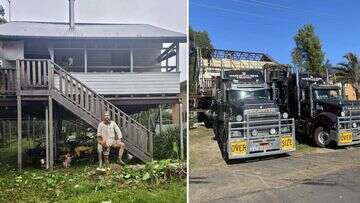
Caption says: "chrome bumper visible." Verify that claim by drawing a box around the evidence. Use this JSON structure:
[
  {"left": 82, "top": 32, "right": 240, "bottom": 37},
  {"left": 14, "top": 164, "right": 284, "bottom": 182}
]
[
  {"left": 227, "top": 117, "right": 296, "bottom": 159},
  {"left": 335, "top": 115, "right": 360, "bottom": 146}
]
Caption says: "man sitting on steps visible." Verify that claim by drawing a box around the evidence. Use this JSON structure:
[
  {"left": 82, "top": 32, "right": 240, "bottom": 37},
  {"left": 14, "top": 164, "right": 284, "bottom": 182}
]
[{"left": 97, "top": 111, "right": 126, "bottom": 167}]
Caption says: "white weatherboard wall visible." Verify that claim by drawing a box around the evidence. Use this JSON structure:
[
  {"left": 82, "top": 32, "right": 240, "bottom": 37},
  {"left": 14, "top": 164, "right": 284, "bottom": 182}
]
[{"left": 69, "top": 72, "right": 180, "bottom": 95}]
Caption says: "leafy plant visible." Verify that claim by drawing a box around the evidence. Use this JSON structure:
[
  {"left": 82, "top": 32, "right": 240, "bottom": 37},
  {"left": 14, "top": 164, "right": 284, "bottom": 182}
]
[
  {"left": 153, "top": 126, "right": 186, "bottom": 160},
  {"left": 121, "top": 159, "right": 186, "bottom": 185}
]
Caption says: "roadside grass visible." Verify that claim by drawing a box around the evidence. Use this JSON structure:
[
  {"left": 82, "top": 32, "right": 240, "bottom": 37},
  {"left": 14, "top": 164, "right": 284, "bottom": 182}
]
[
  {"left": 296, "top": 142, "right": 316, "bottom": 152},
  {"left": 190, "top": 126, "right": 212, "bottom": 140},
  {"left": 189, "top": 126, "right": 214, "bottom": 168}
]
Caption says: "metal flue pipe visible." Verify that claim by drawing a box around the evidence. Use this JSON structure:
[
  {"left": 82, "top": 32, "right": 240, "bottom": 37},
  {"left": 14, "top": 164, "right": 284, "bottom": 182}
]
[{"left": 68, "top": 0, "right": 75, "bottom": 29}]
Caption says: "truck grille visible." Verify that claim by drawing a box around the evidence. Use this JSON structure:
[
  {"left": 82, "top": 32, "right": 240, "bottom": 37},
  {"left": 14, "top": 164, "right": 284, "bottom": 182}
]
[
  {"left": 338, "top": 110, "right": 360, "bottom": 128},
  {"left": 229, "top": 112, "right": 294, "bottom": 138},
  {"left": 245, "top": 113, "right": 280, "bottom": 136}
]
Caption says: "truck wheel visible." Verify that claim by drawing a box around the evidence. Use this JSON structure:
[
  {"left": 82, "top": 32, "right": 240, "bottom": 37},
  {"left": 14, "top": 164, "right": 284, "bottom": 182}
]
[
  {"left": 313, "top": 126, "right": 331, "bottom": 147},
  {"left": 212, "top": 122, "right": 219, "bottom": 140},
  {"left": 223, "top": 141, "right": 229, "bottom": 163},
  {"left": 204, "top": 120, "right": 212, "bottom": 128}
]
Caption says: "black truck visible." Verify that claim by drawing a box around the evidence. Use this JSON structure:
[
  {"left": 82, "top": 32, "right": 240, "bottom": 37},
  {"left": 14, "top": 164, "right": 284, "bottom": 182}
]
[
  {"left": 210, "top": 69, "right": 296, "bottom": 160},
  {"left": 287, "top": 72, "right": 360, "bottom": 147}
]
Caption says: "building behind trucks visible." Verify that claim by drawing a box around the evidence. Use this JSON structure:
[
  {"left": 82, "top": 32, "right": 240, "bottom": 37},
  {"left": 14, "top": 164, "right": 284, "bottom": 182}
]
[
  {"left": 193, "top": 48, "right": 296, "bottom": 160},
  {"left": 286, "top": 73, "right": 360, "bottom": 147}
]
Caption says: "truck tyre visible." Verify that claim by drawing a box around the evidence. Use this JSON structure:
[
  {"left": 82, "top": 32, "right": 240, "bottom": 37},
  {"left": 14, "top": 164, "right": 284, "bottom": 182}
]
[
  {"left": 313, "top": 125, "right": 331, "bottom": 147},
  {"left": 212, "top": 122, "right": 218, "bottom": 140},
  {"left": 204, "top": 119, "right": 212, "bottom": 128},
  {"left": 222, "top": 140, "right": 229, "bottom": 163}
]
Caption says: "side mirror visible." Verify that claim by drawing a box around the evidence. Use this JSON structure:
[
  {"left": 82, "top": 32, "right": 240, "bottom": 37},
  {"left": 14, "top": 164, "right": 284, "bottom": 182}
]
[
  {"left": 273, "top": 88, "right": 279, "bottom": 100},
  {"left": 301, "top": 90, "right": 306, "bottom": 102}
]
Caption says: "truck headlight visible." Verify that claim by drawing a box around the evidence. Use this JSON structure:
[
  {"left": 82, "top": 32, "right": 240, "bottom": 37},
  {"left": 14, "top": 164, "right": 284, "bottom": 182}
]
[
  {"left": 270, "top": 128, "right": 277, "bottom": 135},
  {"left": 236, "top": 115, "right": 243, "bottom": 121},
  {"left": 281, "top": 126, "right": 290, "bottom": 133},
  {"left": 282, "top": 112, "right": 289, "bottom": 119},
  {"left": 341, "top": 111, "right": 346, "bottom": 117},
  {"left": 231, "top": 131, "right": 242, "bottom": 137},
  {"left": 251, "top": 129, "right": 258, "bottom": 136},
  {"left": 352, "top": 123, "right": 357, "bottom": 128}
]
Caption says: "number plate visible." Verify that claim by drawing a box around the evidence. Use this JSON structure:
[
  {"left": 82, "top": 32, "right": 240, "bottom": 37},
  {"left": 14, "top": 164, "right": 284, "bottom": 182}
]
[
  {"left": 339, "top": 132, "right": 352, "bottom": 144},
  {"left": 281, "top": 136, "right": 294, "bottom": 151},
  {"left": 230, "top": 140, "right": 247, "bottom": 155}
]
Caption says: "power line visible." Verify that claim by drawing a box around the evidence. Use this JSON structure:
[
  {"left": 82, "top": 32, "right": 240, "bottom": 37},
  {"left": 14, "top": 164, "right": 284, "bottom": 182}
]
[
  {"left": 190, "top": 1, "right": 265, "bottom": 18},
  {"left": 232, "top": 0, "right": 342, "bottom": 20},
  {"left": 191, "top": 1, "right": 296, "bottom": 24},
  {"left": 192, "top": 0, "right": 345, "bottom": 25}
]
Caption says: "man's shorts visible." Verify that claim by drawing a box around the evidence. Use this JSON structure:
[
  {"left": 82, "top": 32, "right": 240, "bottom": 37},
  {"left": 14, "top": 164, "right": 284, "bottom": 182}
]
[{"left": 98, "top": 139, "right": 122, "bottom": 156}]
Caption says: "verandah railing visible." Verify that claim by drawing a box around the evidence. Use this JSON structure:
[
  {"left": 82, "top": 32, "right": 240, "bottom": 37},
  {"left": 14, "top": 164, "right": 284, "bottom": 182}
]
[
  {"left": 15, "top": 59, "right": 153, "bottom": 160},
  {"left": 0, "top": 67, "right": 16, "bottom": 94}
]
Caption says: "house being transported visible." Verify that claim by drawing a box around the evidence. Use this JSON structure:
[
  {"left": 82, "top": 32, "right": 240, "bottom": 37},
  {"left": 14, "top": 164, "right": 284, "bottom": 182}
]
[{"left": 0, "top": 0, "right": 186, "bottom": 170}]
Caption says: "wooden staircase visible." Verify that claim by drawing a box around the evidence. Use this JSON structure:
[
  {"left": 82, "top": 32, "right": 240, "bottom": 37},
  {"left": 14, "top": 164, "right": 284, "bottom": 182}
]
[{"left": 16, "top": 59, "right": 153, "bottom": 162}]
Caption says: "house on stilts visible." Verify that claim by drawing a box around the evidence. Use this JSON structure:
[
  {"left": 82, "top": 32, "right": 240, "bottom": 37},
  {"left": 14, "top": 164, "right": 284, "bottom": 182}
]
[{"left": 0, "top": 0, "right": 186, "bottom": 170}]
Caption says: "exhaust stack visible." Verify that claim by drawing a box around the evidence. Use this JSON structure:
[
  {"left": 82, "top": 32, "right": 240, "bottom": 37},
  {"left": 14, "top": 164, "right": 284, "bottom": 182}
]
[{"left": 69, "top": 0, "right": 75, "bottom": 29}]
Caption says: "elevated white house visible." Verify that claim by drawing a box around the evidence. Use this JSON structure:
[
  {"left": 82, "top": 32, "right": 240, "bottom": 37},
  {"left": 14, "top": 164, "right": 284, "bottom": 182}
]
[
  {"left": 0, "top": 0, "right": 186, "bottom": 170},
  {"left": 0, "top": 20, "right": 186, "bottom": 106}
]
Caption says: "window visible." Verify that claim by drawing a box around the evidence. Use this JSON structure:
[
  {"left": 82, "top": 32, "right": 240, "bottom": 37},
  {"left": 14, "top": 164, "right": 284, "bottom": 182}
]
[
  {"left": 54, "top": 49, "right": 84, "bottom": 72},
  {"left": 227, "top": 89, "right": 269, "bottom": 103},
  {"left": 313, "top": 89, "right": 341, "bottom": 100}
]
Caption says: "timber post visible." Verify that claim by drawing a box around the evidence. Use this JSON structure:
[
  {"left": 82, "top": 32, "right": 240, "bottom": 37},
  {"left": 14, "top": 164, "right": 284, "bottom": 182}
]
[
  {"left": 8, "top": 121, "right": 12, "bottom": 148},
  {"left": 16, "top": 59, "right": 22, "bottom": 172},
  {"left": 159, "top": 105, "right": 163, "bottom": 134},
  {"left": 27, "top": 116, "right": 30, "bottom": 149},
  {"left": 179, "top": 101, "right": 184, "bottom": 160},
  {"left": 176, "top": 42, "right": 180, "bottom": 72},
  {"left": 48, "top": 97, "right": 54, "bottom": 171},
  {"left": 17, "top": 96, "right": 22, "bottom": 172},
  {"left": 45, "top": 107, "right": 49, "bottom": 169},
  {"left": 53, "top": 105, "right": 62, "bottom": 158}
]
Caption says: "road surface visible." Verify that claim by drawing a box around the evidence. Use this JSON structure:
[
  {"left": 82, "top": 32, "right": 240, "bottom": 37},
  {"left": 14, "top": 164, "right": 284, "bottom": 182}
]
[{"left": 189, "top": 127, "right": 360, "bottom": 203}]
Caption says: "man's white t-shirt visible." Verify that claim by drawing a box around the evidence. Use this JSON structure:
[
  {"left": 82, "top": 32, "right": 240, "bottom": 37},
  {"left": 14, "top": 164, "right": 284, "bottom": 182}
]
[{"left": 97, "top": 121, "right": 122, "bottom": 146}]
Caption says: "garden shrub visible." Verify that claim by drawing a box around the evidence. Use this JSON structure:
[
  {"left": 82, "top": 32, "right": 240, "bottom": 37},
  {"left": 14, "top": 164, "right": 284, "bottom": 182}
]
[{"left": 153, "top": 126, "right": 186, "bottom": 160}]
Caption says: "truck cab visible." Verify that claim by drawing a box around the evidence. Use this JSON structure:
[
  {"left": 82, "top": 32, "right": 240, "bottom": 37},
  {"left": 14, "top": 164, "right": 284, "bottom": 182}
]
[
  {"left": 212, "top": 69, "right": 296, "bottom": 160},
  {"left": 289, "top": 73, "right": 360, "bottom": 147}
]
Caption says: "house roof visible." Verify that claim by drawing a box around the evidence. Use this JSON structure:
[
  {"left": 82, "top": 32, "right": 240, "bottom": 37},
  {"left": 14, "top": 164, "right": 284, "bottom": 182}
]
[{"left": 0, "top": 21, "right": 186, "bottom": 42}]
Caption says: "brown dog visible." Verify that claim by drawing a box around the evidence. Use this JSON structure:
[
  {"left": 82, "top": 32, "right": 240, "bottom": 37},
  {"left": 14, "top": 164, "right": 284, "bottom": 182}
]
[{"left": 74, "top": 146, "right": 93, "bottom": 157}]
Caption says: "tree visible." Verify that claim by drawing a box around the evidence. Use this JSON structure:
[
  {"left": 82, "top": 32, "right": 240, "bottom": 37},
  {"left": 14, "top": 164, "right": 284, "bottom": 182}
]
[
  {"left": 335, "top": 53, "right": 360, "bottom": 83},
  {"left": 291, "top": 24, "right": 325, "bottom": 74},
  {"left": 189, "top": 26, "right": 213, "bottom": 93},
  {"left": 0, "top": 5, "right": 6, "bottom": 24}
]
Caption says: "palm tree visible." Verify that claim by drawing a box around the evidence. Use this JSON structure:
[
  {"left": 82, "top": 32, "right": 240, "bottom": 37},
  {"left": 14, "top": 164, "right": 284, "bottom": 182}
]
[
  {"left": 335, "top": 53, "right": 360, "bottom": 99},
  {"left": 335, "top": 53, "right": 360, "bottom": 83}
]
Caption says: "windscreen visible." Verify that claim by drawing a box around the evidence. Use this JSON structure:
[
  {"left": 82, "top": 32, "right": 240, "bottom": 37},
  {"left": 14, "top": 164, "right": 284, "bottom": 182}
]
[
  {"left": 313, "top": 89, "right": 341, "bottom": 100},
  {"left": 228, "top": 89, "right": 269, "bottom": 103}
]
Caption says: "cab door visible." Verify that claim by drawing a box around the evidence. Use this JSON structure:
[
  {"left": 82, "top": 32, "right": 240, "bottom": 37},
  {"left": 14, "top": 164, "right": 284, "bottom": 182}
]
[{"left": 300, "top": 88, "right": 312, "bottom": 119}]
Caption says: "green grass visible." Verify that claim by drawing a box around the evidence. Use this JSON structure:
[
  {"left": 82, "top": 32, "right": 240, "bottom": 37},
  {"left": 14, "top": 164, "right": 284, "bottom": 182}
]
[
  {"left": 0, "top": 144, "right": 186, "bottom": 203},
  {"left": 189, "top": 126, "right": 213, "bottom": 139},
  {"left": 65, "top": 182, "right": 185, "bottom": 203},
  {"left": 296, "top": 142, "right": 316, "bottom": 152},
  {"left": 0, "top": 162, "right": 186, "bottom": 203}
]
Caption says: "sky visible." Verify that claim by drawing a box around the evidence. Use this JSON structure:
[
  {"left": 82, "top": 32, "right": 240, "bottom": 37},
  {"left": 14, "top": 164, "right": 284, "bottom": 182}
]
[
  {"left": 190, "top": 0, "right": 360, "bottom": 66},
  {"left": 0, "top": 0, "right": 188, "bottom": 81}
]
